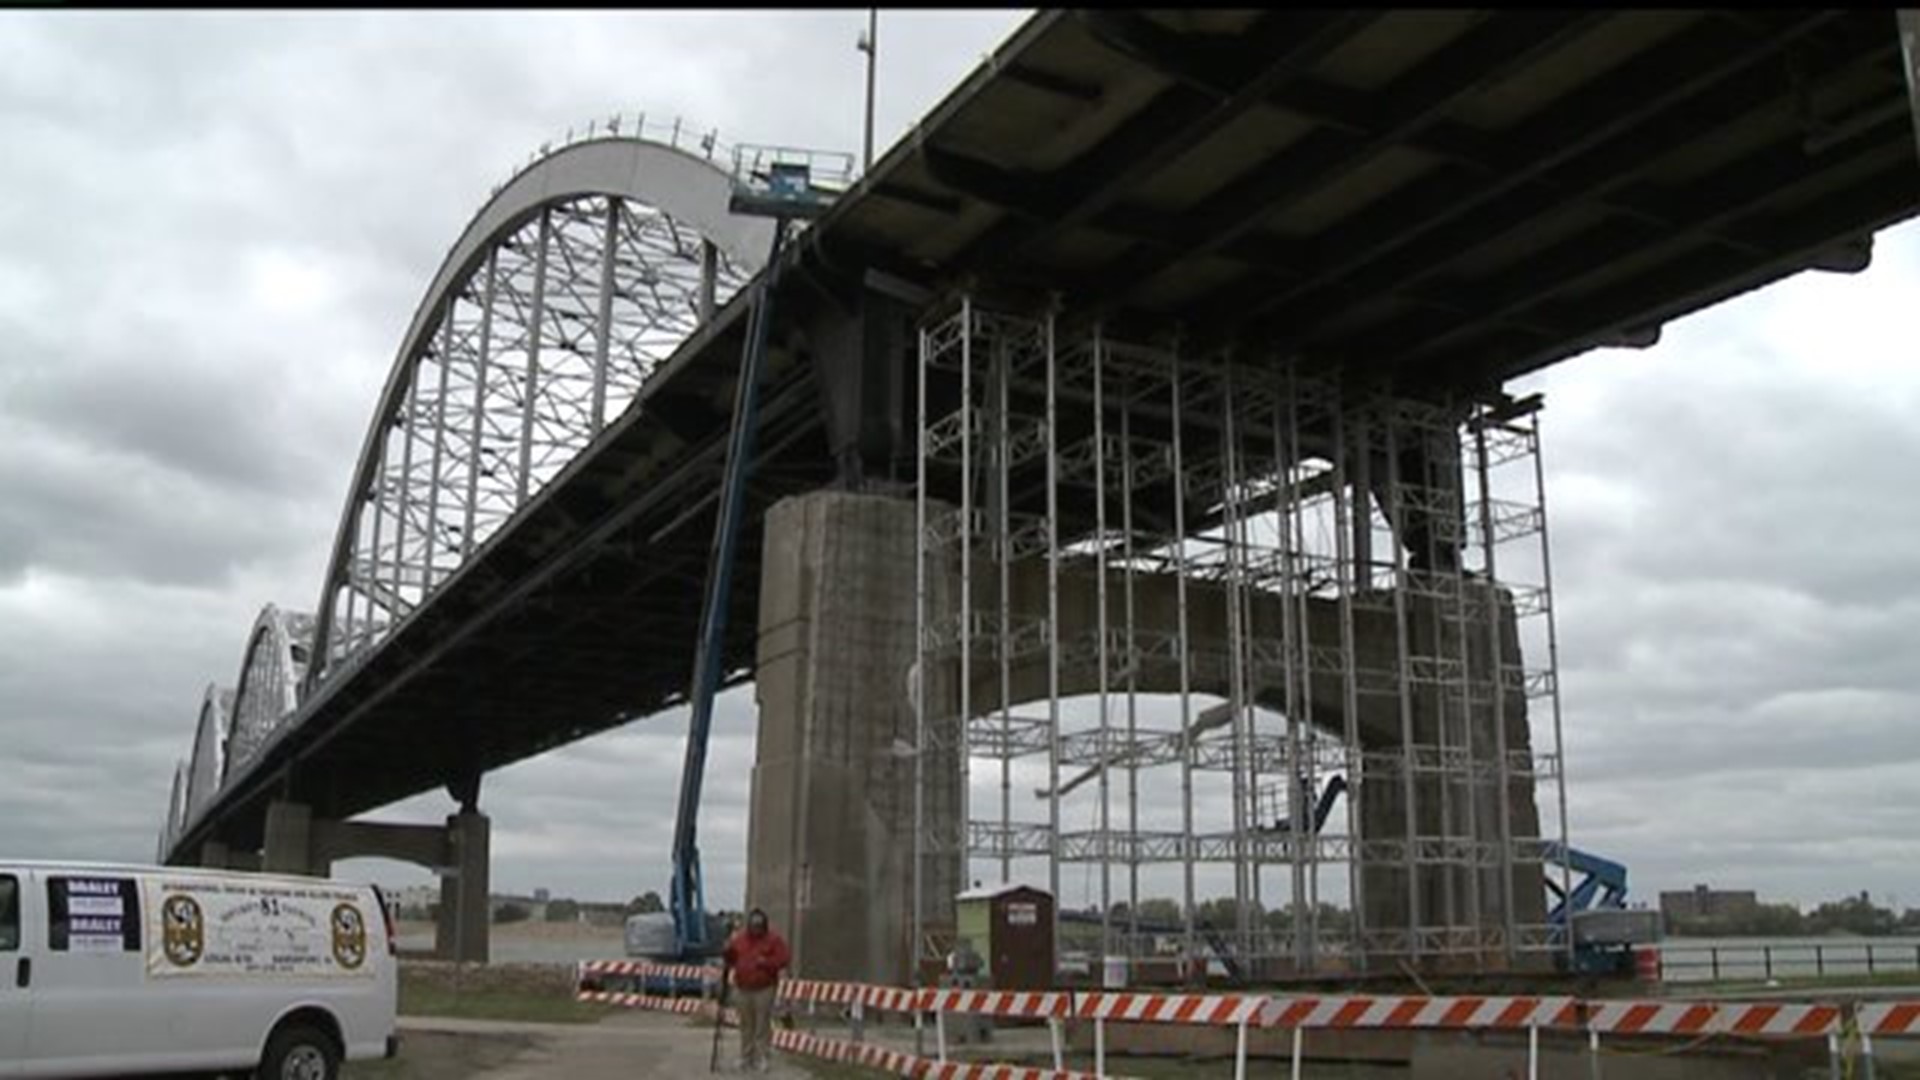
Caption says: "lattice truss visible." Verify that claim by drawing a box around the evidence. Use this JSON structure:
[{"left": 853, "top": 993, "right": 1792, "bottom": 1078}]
[
  {"left": 911, "top": 298, "right": 1571, "bottom": 978},
  {"left": 322, "top": 195, "right": 747, "bottom": 674},
  {"left": 161, "top": 143, "right": 757, "bottom": 858},
  {"left": 160, "top": 604, "right": 312, "bottom": 854}
]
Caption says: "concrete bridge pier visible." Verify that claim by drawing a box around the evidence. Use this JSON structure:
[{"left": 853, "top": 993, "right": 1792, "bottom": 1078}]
[
  {"left": 746, "top": 490, "right": 960, "bottom": 986},
  {"left": 241, "top": 800, "right": 492, "bottom": 963}
]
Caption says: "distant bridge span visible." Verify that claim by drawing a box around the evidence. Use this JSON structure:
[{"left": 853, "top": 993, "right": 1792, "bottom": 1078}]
[{"left": 159, "top": 9, "right": 1918, "bottom": 901}]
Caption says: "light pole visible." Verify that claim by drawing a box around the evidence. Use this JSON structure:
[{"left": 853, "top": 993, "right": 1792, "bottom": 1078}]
[{"left": 857, "top": 8, "right": 879, "bottom": 174}]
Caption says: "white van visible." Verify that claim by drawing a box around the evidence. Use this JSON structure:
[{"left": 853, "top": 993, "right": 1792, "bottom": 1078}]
[{"left": 0, "top": 861, "right": 397, "bottom": 1079}]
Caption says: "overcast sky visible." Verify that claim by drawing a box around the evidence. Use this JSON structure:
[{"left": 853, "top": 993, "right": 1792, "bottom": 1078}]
[{"left": 4, "top": 11, "right": 1918, "bottom": 918}]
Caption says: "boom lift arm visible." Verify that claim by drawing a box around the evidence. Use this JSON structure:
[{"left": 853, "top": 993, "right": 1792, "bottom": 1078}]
[
  {"left": 667, "top": 219, "right": 790, "bottom": 960},
  {"left": 666, "top": 156, "right": 837, "bottom": 962}
]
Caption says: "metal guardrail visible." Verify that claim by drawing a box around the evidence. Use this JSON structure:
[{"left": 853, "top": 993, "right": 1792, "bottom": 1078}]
[{"left": 1656, "top": 940, "right": 1920, "bottom": 983}]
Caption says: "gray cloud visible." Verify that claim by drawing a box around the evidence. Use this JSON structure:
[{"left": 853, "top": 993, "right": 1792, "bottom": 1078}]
[
  {"left": 0, "top": 9, "right": 1030, "bottom": 909},
  {"left": 4, "top": 10, "right": 1918, "bottom": 919}
]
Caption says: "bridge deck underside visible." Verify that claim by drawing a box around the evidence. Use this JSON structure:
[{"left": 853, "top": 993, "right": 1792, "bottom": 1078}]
[
  {"left": 176, "top": 7, "right": 1918, "bottom": 857},
  {"left": 826, "top": 9, "right": 1917, "bottom": 392}
]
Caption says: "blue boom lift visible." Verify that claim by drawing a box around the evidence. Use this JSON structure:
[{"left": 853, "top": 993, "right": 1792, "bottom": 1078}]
[
  {"left": 1542, "top": 841, "right": 1659, "bottom": 975},
  {"left": 660, "top": 156, "right": 838, "bottom": 972}
]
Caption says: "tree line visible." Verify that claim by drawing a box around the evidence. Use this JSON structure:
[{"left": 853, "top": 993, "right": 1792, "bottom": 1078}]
[{"left": 1667, "top": 892, "right": 1920, "bottom": 938}]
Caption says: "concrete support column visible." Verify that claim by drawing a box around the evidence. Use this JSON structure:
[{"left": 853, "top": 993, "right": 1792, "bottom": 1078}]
[
  {"left": 747, "top": 491, "right": 957, "bottom": 985},
  {"left": 435, "top": 810, "right": 490, "bottom": 964},
  {"left": 199, "top": 839, "right": 261, "bottom": 872},
  {"left": 262, "top": 800, "right": 316, "bottom": 875}
]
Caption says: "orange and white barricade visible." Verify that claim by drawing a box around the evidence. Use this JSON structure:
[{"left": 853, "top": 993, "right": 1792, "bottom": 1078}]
[
  {"left": 1072, "top": 991, "right": 1264, "bottom": 1080},
  {"left": 1256, "top": 994, "right": 1571, "bottom": 1079},
  {"left": 572, "top": 962, "right": 1920, "bottom": 1079}
]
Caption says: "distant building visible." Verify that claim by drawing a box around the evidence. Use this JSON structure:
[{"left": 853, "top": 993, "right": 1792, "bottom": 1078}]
[
  {"left": 1660, "top": 884, "right": 1758, "bottom": 922},
  {"left": 534, "top": 887, "right": 551, "bottom": 904}
]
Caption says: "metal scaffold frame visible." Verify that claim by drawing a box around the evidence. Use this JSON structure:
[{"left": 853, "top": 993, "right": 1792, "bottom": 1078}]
[{"left": 911, "top": 296, "right": 1569, "bottom": 981}]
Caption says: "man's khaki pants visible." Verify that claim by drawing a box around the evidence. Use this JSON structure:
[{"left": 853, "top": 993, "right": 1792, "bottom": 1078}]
[{"left": 735, "top": 984, "right": 776, "bottom": 1070}]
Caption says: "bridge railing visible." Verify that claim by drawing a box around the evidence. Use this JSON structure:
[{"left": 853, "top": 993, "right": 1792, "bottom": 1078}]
[{"left": 495, "top": 113, "right": 857, "bottom": 201}]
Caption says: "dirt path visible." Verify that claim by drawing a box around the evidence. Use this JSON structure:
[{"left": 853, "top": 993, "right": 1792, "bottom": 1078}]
[{"left": 363, "top": 1012, "right": 819, "bottom": 1079}]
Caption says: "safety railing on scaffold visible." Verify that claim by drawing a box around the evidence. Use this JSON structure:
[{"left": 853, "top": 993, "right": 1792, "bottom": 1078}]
[{"left": 574, "top": 959, "right": 1920, "bottom": 1079}]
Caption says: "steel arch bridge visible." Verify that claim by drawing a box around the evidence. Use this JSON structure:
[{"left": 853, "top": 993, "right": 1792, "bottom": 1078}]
[
  {"left": 158, "top": 130, "right": 810, "bottom": 861},
  {"left": 158, "top": 9, "right": 1918, "bottom": 874}
]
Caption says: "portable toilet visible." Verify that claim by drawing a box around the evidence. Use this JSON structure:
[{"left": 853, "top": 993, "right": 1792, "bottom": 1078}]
[{"left": 954, "top": 884, "right": 1055, "bottom": 990}]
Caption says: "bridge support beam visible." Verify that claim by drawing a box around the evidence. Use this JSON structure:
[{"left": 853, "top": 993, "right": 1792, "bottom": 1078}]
[
  {"left": 747, "top": 490, "right": 957, "bottom": 985},
  {"left": 433, "top": 811, "right": 491, "bottom": 965},
  {"left": 263, "top": 800, "right": 314, "bottom": 875},
  {"left": 197, "top": 839, "right": 259, "bottom": 872},
  {"left": 253, "top": 800, "right": 491, "bottom": 964}
]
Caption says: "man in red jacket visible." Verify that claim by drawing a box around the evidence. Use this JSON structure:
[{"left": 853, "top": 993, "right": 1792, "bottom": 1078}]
[{"left": 722, "top": 908, "right": 790, "bottom": 1072}]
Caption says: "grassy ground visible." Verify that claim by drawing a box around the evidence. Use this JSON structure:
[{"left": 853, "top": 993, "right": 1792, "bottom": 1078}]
[{"left": 398, "top": 961, "right": 612, "bottom": 1024}]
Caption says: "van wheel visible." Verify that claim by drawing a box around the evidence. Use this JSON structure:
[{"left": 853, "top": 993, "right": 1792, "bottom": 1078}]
[{"left": 258, "top": 1023, "right": 340, "bottom": 1080}]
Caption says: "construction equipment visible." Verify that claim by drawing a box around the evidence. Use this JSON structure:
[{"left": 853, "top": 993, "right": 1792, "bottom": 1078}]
[
  {"left": 1259, "top": 774, "right": 1348, "bottom": 837},
  {"left": 663, "top": 151, "right": 838, "bottom": 965},
  {"left": 1542, "top": 842, "right": 1661, "bottom": 976}
]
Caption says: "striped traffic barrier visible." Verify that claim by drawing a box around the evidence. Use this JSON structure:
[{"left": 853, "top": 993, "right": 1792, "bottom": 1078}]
[
  {"left": 574, "top": 963, "right": 1920, "bottom": 1080},
  {"left": 577, "top": 958, "right": 717, "bottom": 984},
  {"left": 1077, "top": 991, "right": 1262, "bottom": 1026},
  {"left": 769, "top": 1022, "right": 1100, "bottom": 1079},
  {"left": 922, "top": 989, "right": 1074, "bottom": 1019},
  {"left": 1567, "top": 999, "right": 1841, "bottom": 1037},
  {"left": 1855, "top": 1001, "right": 1920, "bottom": 1036},
  {"left": 576, "top": 989, "right": 715, "bottom": 1017},
  {"left": 781, "top": 978, "right": 865, "bottom": 1005},
  {"left": 1261, "top": 994, "right": 1573, "bottom": 1031},
  {"left": 1073, "top": 991, "right": 1264, "bottom": 1079}
]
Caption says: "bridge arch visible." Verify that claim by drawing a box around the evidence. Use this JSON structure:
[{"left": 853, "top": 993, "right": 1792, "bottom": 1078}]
[
  {"left": 183, "top": 683, "right": 235, "bottom": 824},
  {"left": 225, "top": 605, "right": 315, "bottom": 778},
  {"left": 165, "top": 761, "right": 188, "bottom": 852},
  {"left": 305, "top": 136, "right": 774, "bottom": 691}
]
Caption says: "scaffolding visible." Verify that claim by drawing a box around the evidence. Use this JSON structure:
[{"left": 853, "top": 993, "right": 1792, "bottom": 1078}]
[{"left": 912, "top": 297, "right": 1570, "bottom": 980}]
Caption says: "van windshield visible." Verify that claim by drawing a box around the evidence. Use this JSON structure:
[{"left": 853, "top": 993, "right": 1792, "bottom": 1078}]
[{"left": 0, "top": 876, "right": 16, "bottom": 951}]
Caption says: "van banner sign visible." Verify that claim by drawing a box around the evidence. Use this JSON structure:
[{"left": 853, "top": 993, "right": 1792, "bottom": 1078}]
[
  {"left": 49, "top": 876, "right": 141, "bottom": 952},
  {"left": 143, "top": 877, "right": 374, "bottom": 979}
]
